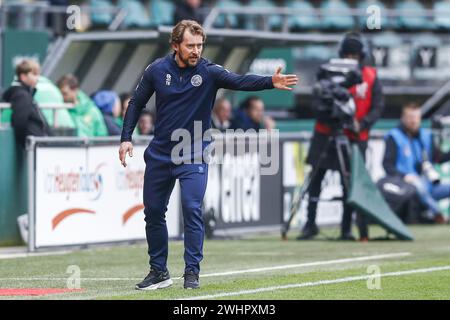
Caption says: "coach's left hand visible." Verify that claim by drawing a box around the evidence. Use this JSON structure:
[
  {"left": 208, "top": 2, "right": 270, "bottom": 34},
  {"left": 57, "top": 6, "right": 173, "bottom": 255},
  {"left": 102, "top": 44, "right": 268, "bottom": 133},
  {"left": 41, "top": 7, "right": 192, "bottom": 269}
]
[
  {"left": 272, "top": 66, "right": 298, "bottom": 91},
  {"left": 119, "top": 141, "right": 133, "bottom": 168}
]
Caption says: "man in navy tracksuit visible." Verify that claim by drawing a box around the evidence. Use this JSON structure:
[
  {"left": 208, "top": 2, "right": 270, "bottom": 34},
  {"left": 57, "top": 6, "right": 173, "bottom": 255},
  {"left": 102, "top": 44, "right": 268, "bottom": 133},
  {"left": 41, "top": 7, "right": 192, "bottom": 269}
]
[{"left": 119, "top": 20, "right": 298, "bottom": 290}]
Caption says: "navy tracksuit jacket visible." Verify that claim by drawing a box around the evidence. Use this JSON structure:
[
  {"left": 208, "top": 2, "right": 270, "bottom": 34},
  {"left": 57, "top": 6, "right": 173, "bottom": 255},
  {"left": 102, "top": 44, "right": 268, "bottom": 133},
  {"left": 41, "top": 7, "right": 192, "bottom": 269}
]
[{"left": 121, "top": 53, "right": 273, "bottom": 274}]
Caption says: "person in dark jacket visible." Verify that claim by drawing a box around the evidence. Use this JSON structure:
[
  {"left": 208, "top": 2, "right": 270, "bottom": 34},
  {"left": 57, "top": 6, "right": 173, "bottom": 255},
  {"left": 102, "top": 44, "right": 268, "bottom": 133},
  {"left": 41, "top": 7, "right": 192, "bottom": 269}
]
[
  {"left": 298, "top": 32, "right": 385, "bottom": 242},
  {"left": 137, "top": 109, "right": 155, "bottom": 135},
  {"left": 383, "top": 102, "right": 450, "bottom": 224},
  {"left": 174, "top": 0, "right": 205, "bottom": 24},
  {"left": 231, "top": 96, "right": 263, "bottom": 131},
  {"left": 230, "top": 95, "right": 277, "bottom": 131},
  {"left": 2, "top": 60, "right": 52, "bottom": 148},
  {"left": 211, "top": 97, "right": 232, "bottom": 132},
  {"left": 92, "top": 90, "right": 122, "bottom": 136}
]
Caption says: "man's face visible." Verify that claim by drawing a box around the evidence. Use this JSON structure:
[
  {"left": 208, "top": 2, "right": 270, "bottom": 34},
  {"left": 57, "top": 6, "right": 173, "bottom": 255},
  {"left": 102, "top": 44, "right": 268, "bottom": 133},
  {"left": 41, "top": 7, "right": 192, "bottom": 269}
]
[
  {"left": 248, "top": 99, "right": 264, "bottom": 124},
  {"left": 138, "top": 114, "right": 154, "bottom": 135},
  {"left": 173, "top": 30, "right": 203, "bottom": 68},
  {"left": 59, "top": 84, "right": 77, "bottom": 103},
  {"left": 402, "top": 108, "right": 422, "bottom": 134},
  {"left": 215, "top": 100, "right": 231, "bottom": 122},
  {"left": 186, "top": 0, "right": 201, "bottom": 8},
  {"left": 19, "top": 71, "right": 39, "bottom": 88}
]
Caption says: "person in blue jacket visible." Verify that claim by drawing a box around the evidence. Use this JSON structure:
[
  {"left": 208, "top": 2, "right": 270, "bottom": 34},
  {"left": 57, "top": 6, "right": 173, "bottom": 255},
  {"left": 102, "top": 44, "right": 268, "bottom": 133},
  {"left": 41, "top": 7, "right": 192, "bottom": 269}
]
[
  {"left": 383, "top": 102, "right": 450, "bottom": 224},
  {"left": 118, "top": 20, "right": 298, "bottom": 290}
]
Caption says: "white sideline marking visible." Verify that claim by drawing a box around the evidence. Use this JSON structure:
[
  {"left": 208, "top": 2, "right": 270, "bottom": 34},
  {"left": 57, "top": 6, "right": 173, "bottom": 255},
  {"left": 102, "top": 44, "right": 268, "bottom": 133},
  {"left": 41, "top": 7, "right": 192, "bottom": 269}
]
[
  {"left": 0, "top": 252, "right": 410, "bottom": 282},
  {"left": 200, "top": 252, "right": 411, "bottom": 278},
  {"left": 0, "top": 250, "right": 72, "bottom": 260},
  {"left": 181, "top": 265, "right": 450, "bottom": 300}
]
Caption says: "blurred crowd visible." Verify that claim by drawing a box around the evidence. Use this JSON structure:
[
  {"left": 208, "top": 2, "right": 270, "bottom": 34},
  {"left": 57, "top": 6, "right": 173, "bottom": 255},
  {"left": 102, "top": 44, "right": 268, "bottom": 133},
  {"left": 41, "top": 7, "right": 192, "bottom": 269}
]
[{"left": 1, "top": 58, "right": 275, "bottom": 148}]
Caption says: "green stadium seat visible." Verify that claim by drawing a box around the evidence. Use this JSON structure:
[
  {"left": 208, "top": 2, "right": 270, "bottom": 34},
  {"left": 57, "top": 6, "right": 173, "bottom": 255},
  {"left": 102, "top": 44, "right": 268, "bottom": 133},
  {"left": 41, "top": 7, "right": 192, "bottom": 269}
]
[
  {"left": 302, "top": 45, "right": 335, "bottom": 61},
  {"left": 214, "top": 0, "right": 240, "bottom": 28},
  {"left": 411, "top": 33, "right": 441, "bottom": 48},
  {"left": 150, "top": 0, "right": 174, "bottom": 26},
  {"left": 89, "top": 0, "right": 114, "bottom": 27},
  {"left": 320, "top": 0, "right": 355, "bottom": 30},
  {"left": 434, "top": 0, "right": 450, "bottom": 30},
  {"left": 395, "top": 0, "right": 433, "bottom": 30},
  {"left": 287, "top": 0, "right": 319, "bottom": 30},
  {"left": 371, "top": 31, "right": 403, "bottom": 48},
  {"left": 118, "top": 0, "right": 152, "bottom": 29},
  {"left": 357, "top": 0, "right": 391, "bottom": 30},
  {"left": 249, "top": 0, "right": 283, "bottom": 30}
]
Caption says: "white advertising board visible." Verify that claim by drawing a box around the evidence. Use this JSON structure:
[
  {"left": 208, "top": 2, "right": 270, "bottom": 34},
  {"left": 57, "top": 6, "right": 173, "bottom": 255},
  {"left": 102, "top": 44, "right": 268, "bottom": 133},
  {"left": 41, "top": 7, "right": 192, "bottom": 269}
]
[{"left": 33, "top": 145, "right": 179, "bottom": 248}]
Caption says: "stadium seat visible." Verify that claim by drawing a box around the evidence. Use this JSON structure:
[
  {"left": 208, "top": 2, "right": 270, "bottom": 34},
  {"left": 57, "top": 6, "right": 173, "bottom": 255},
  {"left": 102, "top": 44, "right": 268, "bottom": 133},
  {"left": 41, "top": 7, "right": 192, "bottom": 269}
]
[
  {"left": 320, "top": 0, "right": 355, "bottom": 30},
  {"left": 434, "top": 0, "right": 450, "bottom": 30},
  {"left": 150, "top": 0, "right": 174, "bottom": 26},
  {"left": 249, "top": 0, "right": 283, "bottom": 31},
  {"left": 286, "top": 0, "right": 319, "bottom": 30},
  {"left": 89, "top": 0, "right": 114, "bottom": 27},
  {"left": 411, "top": 33, "right": 441, "bottom": 63},
  {"left": 357, "top": 0, "right": 391, "bottom": 30},
  {"left": 118, "top": 0, "right": 152, "bottom": 29},
  {"left": 371, "top": 31, "right": 403, "bottom": 47},
  {"left": 412, "top": 33, "right": 442, "bottom": 46},
  {"left": 214, "top": 0, "right": 240, "bottom": 29},
  {"left": 302, "top": 45, "right": 335, "bottom": 61},
  {"left": 395, "top": 0, "right": 433, "bottom": 30}
]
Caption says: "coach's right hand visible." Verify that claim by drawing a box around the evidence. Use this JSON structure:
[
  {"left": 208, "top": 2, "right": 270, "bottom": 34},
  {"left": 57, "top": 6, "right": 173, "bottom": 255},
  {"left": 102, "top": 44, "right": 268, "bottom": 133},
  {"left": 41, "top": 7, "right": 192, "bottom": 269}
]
[{"left": 119, "top": 141, "right": 133, "bottom": 167}]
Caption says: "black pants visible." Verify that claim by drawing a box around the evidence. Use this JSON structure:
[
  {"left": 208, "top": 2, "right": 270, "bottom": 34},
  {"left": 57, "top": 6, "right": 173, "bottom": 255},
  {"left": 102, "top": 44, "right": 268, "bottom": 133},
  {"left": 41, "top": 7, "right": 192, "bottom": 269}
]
[{"left": 305, "top": 142, "right": 369, "bottom": 238}]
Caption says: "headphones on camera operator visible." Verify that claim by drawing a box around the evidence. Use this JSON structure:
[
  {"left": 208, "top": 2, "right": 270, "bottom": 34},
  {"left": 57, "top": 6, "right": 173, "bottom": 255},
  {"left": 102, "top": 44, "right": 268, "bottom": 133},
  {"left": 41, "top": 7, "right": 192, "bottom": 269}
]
[{"left": 338, "top": 32, "right": 369, "bottom": 61}]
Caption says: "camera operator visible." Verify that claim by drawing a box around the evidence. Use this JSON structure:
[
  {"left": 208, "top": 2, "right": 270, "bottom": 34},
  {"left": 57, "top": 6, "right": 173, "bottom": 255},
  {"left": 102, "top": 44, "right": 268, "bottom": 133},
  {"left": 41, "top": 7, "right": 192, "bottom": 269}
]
[
  {"left": 383, "top": 103, "right": 450, "bottom": 224},
  {"left": 298, "top": 32, "right": 385, "bottom": 241}
]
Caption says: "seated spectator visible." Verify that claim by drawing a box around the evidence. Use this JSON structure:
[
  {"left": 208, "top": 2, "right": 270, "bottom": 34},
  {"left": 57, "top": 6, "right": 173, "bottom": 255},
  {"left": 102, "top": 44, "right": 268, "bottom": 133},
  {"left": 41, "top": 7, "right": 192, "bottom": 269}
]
[
  {"left": 174, "top": 0, "right": 205, "bottom": 24},
  {"left": 34, "top": 75, "right": 77, "bottom": 134},
  {"left": 57, "top": 74, "right": 108, "bottom": 137},
  {"left": 27, "top": 60, "right": 77, "bottom": 136},
  {"left": 382, "top": 103, "right": 450, "bottom": 224},
  {"left": 92, "top": 90, "right": 122, "bottom": 136},
  {"left": 211, "top": 97, "right": 232, "bottom": 132},
  {"left": 137, "top": 109, "right": 154, "bottom": 135},
  {"left": 118, "top": 92, "right": 132, "bottom": 128},
  {"left": 2, "top": 60, "right": 52, "bottom": 148},
  {"left": 0, "top": 60, "right": 76, "bottom": 135},
  {"left": 263, "top": 114, "right": 276, "bottom": 131},
  {"left": 231, "top": 96, "right": 275, "bottom": 131}
]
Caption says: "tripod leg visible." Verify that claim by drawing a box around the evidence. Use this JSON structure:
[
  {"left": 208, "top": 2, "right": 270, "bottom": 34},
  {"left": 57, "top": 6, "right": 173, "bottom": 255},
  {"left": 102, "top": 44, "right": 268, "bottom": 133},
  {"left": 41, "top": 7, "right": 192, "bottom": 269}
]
[
  {"left": 281, "top": 135, "right": 334, "bottom": 240},
  {"left": 335, "top": 136, "right": 352, "bottom": 190},
  {"left": 335, "top": 136, "right": 354, "bottom": 237},
  {"left": 281, "top": 171, "right": 311, "bottom": 240}
]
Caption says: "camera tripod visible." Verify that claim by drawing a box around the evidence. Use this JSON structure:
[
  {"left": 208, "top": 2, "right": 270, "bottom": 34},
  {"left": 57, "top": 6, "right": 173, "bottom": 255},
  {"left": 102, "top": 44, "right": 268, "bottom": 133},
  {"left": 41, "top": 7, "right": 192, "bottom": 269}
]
[{"left": 281, "top": 129, "right": 356, "bottom": 240}]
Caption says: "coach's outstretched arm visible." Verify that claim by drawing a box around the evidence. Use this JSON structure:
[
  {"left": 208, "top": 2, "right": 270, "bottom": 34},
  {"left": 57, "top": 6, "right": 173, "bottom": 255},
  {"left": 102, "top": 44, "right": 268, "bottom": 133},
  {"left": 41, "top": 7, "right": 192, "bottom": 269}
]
[
  {"left": 119, "top": 65, "right": 155, "bottom": 167},
  {"left": 210, "top": 64, "right": 298, "bottom": 91}
]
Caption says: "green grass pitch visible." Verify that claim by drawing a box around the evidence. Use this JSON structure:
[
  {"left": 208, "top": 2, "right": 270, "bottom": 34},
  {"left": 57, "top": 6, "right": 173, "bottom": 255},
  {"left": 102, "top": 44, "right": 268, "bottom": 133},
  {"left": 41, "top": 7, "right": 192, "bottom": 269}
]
[{"left": 1, "top": 225, "right": 450, "bottom": 300}]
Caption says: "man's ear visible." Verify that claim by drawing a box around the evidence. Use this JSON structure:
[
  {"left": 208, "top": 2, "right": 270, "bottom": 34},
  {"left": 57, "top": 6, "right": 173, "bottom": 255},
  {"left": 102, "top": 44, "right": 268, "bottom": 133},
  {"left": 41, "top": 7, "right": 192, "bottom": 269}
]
[
  {"left": 18, "top": 73, "right": 25, "bottom": 83},
  {"left": 171, "top": 43, "right": 178, "bottom": 53}
]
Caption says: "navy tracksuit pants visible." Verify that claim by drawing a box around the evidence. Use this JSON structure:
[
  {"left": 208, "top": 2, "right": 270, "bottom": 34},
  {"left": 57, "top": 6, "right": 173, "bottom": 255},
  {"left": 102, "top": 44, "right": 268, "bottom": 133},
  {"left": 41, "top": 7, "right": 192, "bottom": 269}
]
[{"left": 143, "top": 152, "right": 208, "bottom": 275}]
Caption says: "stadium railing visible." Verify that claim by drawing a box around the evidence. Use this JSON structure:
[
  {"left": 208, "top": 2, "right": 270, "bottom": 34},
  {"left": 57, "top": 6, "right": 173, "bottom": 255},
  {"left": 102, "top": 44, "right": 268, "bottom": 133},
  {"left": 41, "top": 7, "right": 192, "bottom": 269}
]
[{"left": 0, "top": 102, "right": 74, "bottom": 128}]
